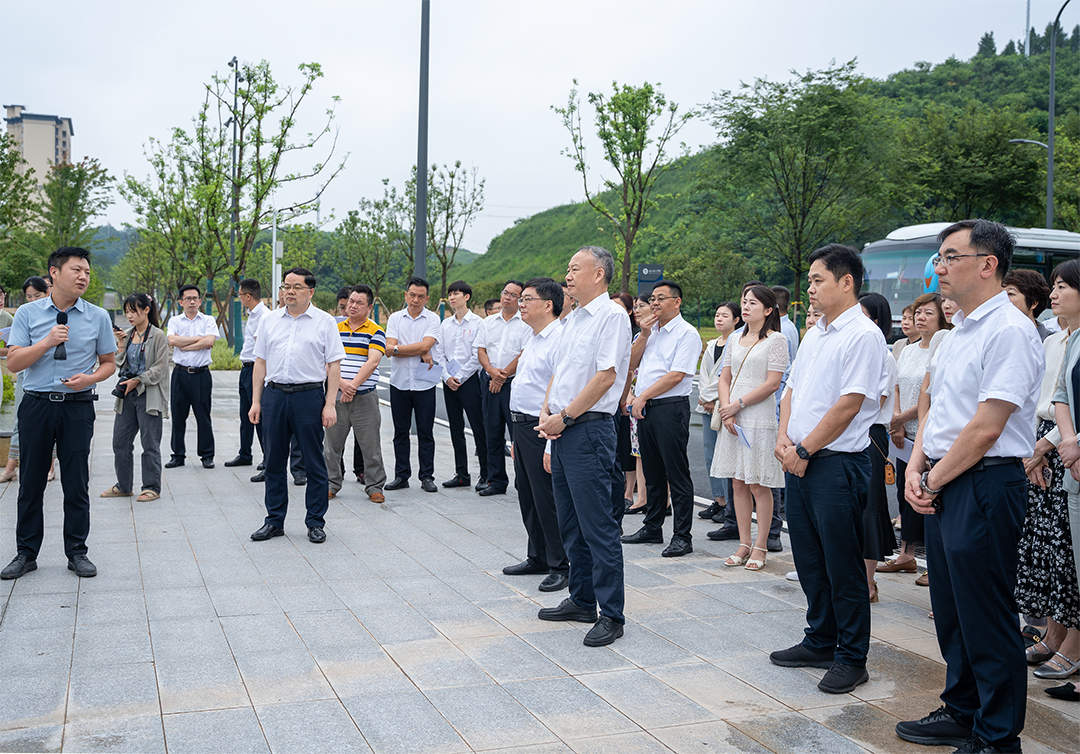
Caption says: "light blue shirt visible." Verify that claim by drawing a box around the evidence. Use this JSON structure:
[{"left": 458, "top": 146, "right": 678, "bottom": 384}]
[{"left": 9, "top": 295, "right": 116, "bottom": 393}]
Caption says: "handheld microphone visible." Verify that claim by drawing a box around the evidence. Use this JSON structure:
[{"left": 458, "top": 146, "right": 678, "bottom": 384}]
[{"left": 54, "top": 311, "right": 67, "bottom": 360}]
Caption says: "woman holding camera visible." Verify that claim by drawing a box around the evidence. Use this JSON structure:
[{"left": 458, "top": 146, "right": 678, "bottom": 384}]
[{"left": 100, "top": 294, "right": 170, "bottom": 502}]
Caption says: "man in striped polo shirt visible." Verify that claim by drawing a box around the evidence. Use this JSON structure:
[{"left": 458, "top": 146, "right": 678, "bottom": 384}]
[{"left": 323, "top": 284, "right": 388, "bottom": 503}]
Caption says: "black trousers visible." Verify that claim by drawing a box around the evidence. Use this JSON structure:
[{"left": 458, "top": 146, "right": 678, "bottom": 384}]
[
  {"left": 238, "top": 363, "right": 262, "bottom": 460},
  {"left": 389, "top": 385, "right": 436, "bottom": 481},
  {"left": 481, "top": 373, "right": 513, "bottom": 489},
  {"left": 512, "top": 419, "right": 567, "bottom": 574},
  {"left": 261, "top": 386, "right": 328, "bottom": 528},
  {"left": 16, "top": 395, "right": 96, "bottom": 558},
  {"left": 170, "top": 368, "right": 214, "bottom": 461},
  {"left": 786, "top": 450, "right": 871, "bottom": 667},
  {"left": 638, "top": 397, "right": 694, "bottom": 541},
  {"left": 926, "top": 462, "right": 1027, "bottom": 747},
  {"left": 444, "top": 372, "right": 487, "bottom": 480}
]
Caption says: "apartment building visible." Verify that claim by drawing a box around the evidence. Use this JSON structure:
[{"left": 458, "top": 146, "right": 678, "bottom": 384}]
[{"left": 4, "top": 104, "right": 75, "bottom": 183}]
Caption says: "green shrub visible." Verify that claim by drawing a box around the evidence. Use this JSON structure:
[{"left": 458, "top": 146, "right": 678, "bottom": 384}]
[
  {"left": 210, "top": 339, "right": 242, "bottom": 371},
  {"left": 2, "top": 374, "right": 13, "bottom": 409}
]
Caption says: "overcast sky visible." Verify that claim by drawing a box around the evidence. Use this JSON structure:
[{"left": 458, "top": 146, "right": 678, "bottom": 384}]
[{"left": 0, "top": 0, "right": 1066, "bottom": 254}]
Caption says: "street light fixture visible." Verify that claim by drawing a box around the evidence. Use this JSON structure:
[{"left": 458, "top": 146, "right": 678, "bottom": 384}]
[
  {"left": 227, "top": 56, "right": 244, "bottom": 353},
  {"left": 1008, "top": 138, "right": 1052, "bottom": 230}
]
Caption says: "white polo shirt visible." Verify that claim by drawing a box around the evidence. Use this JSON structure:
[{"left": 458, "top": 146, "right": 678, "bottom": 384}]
[
  {"left": 635, "top": 313, "right": 702, "bottom": 399},
  {"left": 787, "top": 302, "right": 890, "bottom": 452},
  {"left": 386, "top": 306, "right": 442, "bottom": 391},
  {"left": 253, "top": 303, "right": 344, "bottom": 385},
  {"left": 548, "top": 294, "right": 632, "bottom": 416},
  {"left": 167, "top": 311, "right": 218, "bottom": 368},
  {"left": 922, "top": 291, "right": 1044, "bottom": 459},
  {"left": 439, "top": 310, "right": 482, "bottom": 383},
  {"left": 474, "top": 311, "right": 531, "bottom": 371},
  {"left": 239, "top": 301, "right": 267, "bottom": 364},
  {"left": 511, "top": 319, "right": 564, "bottom": 416}
]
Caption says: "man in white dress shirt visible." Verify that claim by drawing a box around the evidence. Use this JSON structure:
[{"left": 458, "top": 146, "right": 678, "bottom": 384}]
[
  {"left": 224, "top": 279, "right": 267, "bottom": 469},
  {"left": 166, "top": 284, "right": 218, "bottom": 468},
  {"left": 536, "top": 246, "right": 632, "bottom": 647},
  {"left": 896, "top": 220, "right": 1043, "bottom": 754},
  {"left": 502, "top": 277, "right": 569, "bottom": 592},
  {"left": 621, "top": 281, "right": 703, "bottom": 557},
  {"left": 248, "top": 267, "right": 344, "bottom": 545},
  {"left": 772, "top": 244, "right": 889, "bottom": 695},
  {"left": 475, "top": 280, "right": 531, "bottom": 496},
  {"left": 439, "top": 280, "right": 488, "bottom": 489},
  {"left": 384, "top": 277, "right": 441, "bottom": 493}
]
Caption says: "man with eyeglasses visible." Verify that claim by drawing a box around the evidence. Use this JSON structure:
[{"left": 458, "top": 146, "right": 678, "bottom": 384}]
[
  {"left": 621, "top": 281, "right": 703, "bottom": 557},
  {"left": 502, "top": 278, "right": 569, "bottom": 591},
  {"left": 384, "top": 276, "right": 441, "bottom": 492},
  {"left": 248, "top": 268, "right": 344, "bottom": 545},
  {"left": 165, "top": 284, "right": 218, "bottom": 469},
  {"left": 896, "top": 220, "right": 1043, "bottom": 754},
  {"left": 474, "top": 280, "right": 531, "bottom": 496}
]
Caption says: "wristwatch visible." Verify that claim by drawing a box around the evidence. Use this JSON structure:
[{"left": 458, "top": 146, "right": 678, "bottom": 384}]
[
  {"left": 392, "top": 345, "right": 399, "bottom": 356},
  {"left": 920, "top": 470, "right": 943, "bottom": 497},
  {"left": 738, "top": 398, "right": 746, "bottom": 409},
  {"left": 560, "top": 410, "right": 575, "bottom": 426},
  {"left": 795, "top": 444, "right": 810, "bottom": 460}
]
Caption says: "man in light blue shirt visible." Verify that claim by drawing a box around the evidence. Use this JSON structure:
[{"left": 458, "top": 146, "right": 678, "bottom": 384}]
[{"left": 1, "top": 247, "right": 116, "bottom": 581}]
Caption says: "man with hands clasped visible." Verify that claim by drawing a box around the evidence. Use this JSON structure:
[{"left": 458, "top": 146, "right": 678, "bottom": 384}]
[{"left": 896, "top": 220, "right": 1043, "bottom": 754}]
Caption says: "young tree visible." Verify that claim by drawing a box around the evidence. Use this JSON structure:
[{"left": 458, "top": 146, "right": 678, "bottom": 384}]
[
  {"left": 34, "top": 158, "right": 114, "bottom": 252},
  {"left": 553, "top": 80, "right": 694, "bottom": 291},
  {"left": 330, "top": 185, "right": 406, "bottom": 299},
  {"left": 427, "top": 161, "right": 484, "bottom": 298},
  {"left": 0, "top": 134, "right": 44, "bottom": 292}
]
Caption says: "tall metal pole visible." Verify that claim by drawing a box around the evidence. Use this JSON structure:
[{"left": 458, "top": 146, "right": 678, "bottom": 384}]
[
  {"left": 1025, "top": 0, "right": 1031, "bottom": 56},
  {"left": 414, "top": 0, "right": 430, "bottom": 280},
  {"left": 1046, "top": 0, "right": 1071, "bottom": 229},
  {"left": 229, "top": 56, "right": 243, "bottom": 353}
]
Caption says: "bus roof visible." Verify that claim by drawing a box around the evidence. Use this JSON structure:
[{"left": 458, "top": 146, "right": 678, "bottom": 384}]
[{"left": 865, "top": 223, "right": 1080, "bottom": 253}]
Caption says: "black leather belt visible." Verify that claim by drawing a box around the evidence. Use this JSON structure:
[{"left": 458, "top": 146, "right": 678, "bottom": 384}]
[
  {"left": 812, "top": 448, "right": 842, "bottom": 459},
  {"left": 356, "top": 386, "right": 376, "bottom": 396},
  {"left": 927, "top": 456, "right": 1020, "bottom": 472},
  {"left": 241, "top": 361, "right": 254, "bottom": 367},
  {"left": 26, "top": 390, "right": 98, "bottom": 402},
  {"left": 180, "top": 365, "right": 209, "bottom": 374},
  {"left": 645, "top": 396, "right": 687, "bottom": 407},
  {"left": 570, "top": 411, "right": 609, "bottom": 424},
  {"left": 511, "top": 412, "right": 539, "bottom": 423},
  {"left": 268, "top": 381, "right": 323, "bottom": 393}
]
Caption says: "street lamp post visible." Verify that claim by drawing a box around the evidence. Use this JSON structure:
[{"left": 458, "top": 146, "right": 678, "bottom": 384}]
[
  {"left": 1046, "top": 0, "right": 1071, "bottom": 231},
  {"left": 1008, "top": 139, "right": 1051, "bottom": 229},
  {"left": 414, "top": 0, "right": 430, "bottom": 280},
  {"left": 228, "top": 56, "right": 244, "bottom": 354}
]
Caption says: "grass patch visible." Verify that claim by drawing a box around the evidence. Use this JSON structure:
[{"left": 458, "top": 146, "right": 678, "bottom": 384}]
[{"left": 210, "top": 339, "right": 242, "bottom": 371}]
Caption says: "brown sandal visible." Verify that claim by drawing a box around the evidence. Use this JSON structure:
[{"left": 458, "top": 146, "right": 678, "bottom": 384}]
[
  {"left": 100, "top": 485, "right": 132, "bottom": 498},
  {"left": 136, "top": 489, "right": 160, "bottom": 502}
]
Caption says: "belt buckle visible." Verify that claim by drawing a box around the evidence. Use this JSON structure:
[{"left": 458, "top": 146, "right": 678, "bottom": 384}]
[
  {"left": 187, "top": 367, "right": 197, "bottom": 374},
  {"left": 49, "top": 392, "right": 65, "bottom": 402}
]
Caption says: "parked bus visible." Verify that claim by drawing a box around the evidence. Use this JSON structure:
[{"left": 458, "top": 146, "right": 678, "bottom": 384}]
[{"left": 861, "top": 222, "right": 1080, "bottom": 325}]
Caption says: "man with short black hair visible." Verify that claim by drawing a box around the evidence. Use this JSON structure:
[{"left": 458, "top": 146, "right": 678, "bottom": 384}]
[
  {"left": 484, "top": 299, "right": 501, "bottom": 317},
  {"left": 249, "top": 267, "right": 344, "bottom": 545},
  {"left": 335, "top": 286, "right": 352, "bottom": 320},
  {"left": 439, "top": 280, "right": 488, "bottom": 488},
  {"left": 1, "top": 247, "right": 116, "bottom": 580},
  {"left": 621, "top": 280, "right": 702, "bottom": 557},
  {"left": 225, "top": 279, "right": 267, "bottom": 468},
  {"left": 475, "top": 280, "right": 531, "bottom": 496},
  {"left": 166, "top": 284, "right": 218, "bottom": 468},
  {"left": 772, "top": 243, "right": 890, "bottom": 695},
  {"left": 897, "top": 220, "right": 1042, "bottom": 754},
  {"left": 385, "top": 277, "right": 441, "bottom": 492}
]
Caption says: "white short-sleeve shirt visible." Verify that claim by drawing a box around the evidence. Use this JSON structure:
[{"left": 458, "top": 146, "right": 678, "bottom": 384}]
[
  {"left": 386, "top": 307, "right": 442, "bottom": 391},
  {"left": 548, "top": 294, "right": 632, "bottom": 416},
  {"left": 635, "top": 313, "right": 702, "bottom": 399},
  {"left": 168, "top": 311, "right": 219, "bottom": 368},
  {"left": 474, "top": 311, "right": 531, "bottom": 370},
  {"left": 239, "top": 301, "right": 267, "bottom": 363},
  {"left": 439, "top": 310, "right": 482, "bottom": 383},
  {"left": 253, "top": 303, "right": 345, "bottom": 385},
  {"left": 510, "top": 319, "right": 564, "bottom": 415}
]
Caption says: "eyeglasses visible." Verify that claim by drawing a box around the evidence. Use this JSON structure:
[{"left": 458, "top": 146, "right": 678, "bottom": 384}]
[
  {"left": 181, "top": 296, "right": 201, "bottom": 303},
  {"left": 519, "top": 296, "right": 546, "bottom": 304},
  {"left": 501, "top": 290, "right": 520, "bottom": 299},
  {"left": 279, "top": 285, "right": 312, "bottom": 292},
  {"left": 931, "top": 253, "right": 990, "bottom": 268},
  {"left": 648, "top": 295, "right": 674, "bottom": 304}
]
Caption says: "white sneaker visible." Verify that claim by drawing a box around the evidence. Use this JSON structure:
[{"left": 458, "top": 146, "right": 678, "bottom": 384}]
[{"left": 785, "top": 571, "right": 799, "bottom": 582}]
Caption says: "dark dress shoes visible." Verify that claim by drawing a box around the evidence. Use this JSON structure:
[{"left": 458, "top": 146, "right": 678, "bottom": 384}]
[
  {"left": 1045, "top": 683, "right": 1080, "bottom": 701},
  {"left": 308, "top": 527, "right": 326, "bottom": 544},
  {"left": 257, "top": 461, "right": 266, "bottom": 470},
  {"left": 165, "top": 457, "right": 185, "bottom": 469},
  {"left": 250, "top": 523, "right": 285, "bottom": 541},
  {"left": 293, "top": 476, "right": 307, "bottom": 486},
  {"left": 621, "top": 527, "right": 663, "bottom": 545},
  {"left": 895, "top": 706, "right": 973, "bottom": 747},
  {"left": 707, "top": 526, "right": 739, "bottom": 541},
  {"left": 442, "top": 474, "right": 471, "bottom": 488},
  {"left": 385, "top": 477, "right": 410, "bottom": 491},
  {"left": 1, "top": 554, "right": 37, "bottom": 580},
  {"left": 474, "top": 479, "right": 489, "bottom": 492},
  {"left": 478, "top": 485, "right": 505, "bottom": 496},
  {"left": 224, "top": 456, "right": 253, "bottom": 467},
  {"left": 250, "top": 471, "right": 266, "bottom": 483},
  {"left": 817, "top": 661, "right": 868, "bottom": 693},
  {"left": 769, "top": 643, "right": 835, "bottom": 669},
  {"left": 537, "top": 597, "right": 597, "bottom": 623},
  {"left": 67, "top": 554, "right": 97, "bottom": 578},
  {"left": 201, "top": 458, "right": 215, "bottom": 469},
  {"left": 698, "top": 502, "right": 722, "bottom": 519},
  {"left": 538, "top": 573, "right": 568, "bottom": 592},
  {"left": 661, "top": 538, "right": 693, "bottom": 557},
  {"left": 420, "top": 478, "right": 438, "bottom": 493},
  {"left": 583, "top": 615, "right": 624, "bottom": 646},
  {"left": 503, "top": 560, "right": 547, "bottom": 576}
]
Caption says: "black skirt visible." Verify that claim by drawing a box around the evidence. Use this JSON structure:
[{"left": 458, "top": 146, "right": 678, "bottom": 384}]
[
  {"left": 864, "top": 424, "right": 899, "bottom": 561},
  {"left": 895, "top": 455, "right": 925, "bottom": 551},
  {"left": 616, "top": 412, "right": 634, "bottom": 471}
]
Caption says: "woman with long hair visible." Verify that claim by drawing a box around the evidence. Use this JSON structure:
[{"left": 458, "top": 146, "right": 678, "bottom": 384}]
[
  {"left": 710, "top": 284, "right": 788, "bottom": 571},
  {"left": 623, "top": 294, "right": 653, "bottom": 514},
  {"left": 697, "top": 303, "right": 743, "bottom": 522},
  {"left": 612, "top": 292, "right": 638, "bottom": 509},
  {"left": 100, "top": 293, "right": 171, "bottom": 502}
]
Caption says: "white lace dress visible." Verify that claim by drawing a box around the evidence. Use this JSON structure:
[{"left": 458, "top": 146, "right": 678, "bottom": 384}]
[
  {"left": 895, "top": 343, "right": 932, "bottom": 439},
  {"left": 710, "top": 331, "right": 789, "bottom": 487}
]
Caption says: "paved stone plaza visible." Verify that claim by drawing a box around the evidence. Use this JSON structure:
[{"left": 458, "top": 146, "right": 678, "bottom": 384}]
[{"left": 0, "top": 373, "right": 1076, "bottom": 753}]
